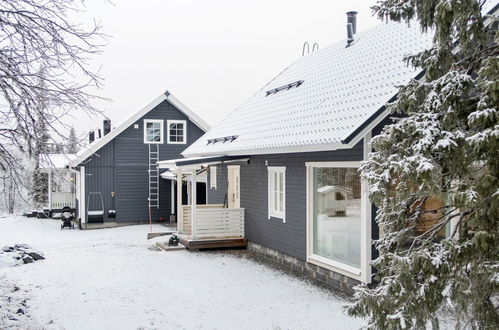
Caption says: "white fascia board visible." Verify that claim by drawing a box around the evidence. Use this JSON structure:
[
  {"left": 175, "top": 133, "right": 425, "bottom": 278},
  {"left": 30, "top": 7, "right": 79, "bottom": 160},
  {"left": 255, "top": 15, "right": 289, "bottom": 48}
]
[
  {"left": 343, "top": 108, "right": 391, "bottom": 149},
  {"left": 181, "top": 110, "right": 393, "bottom": 159},
  {"left": 71, "top": 90, "right": 210, "bottom": 167},
  {"left": 166, "top": 93, "right": 211, "bottom": 132},
  {"left": 71, "top": 93, "right": 168, "bottom": 167}
]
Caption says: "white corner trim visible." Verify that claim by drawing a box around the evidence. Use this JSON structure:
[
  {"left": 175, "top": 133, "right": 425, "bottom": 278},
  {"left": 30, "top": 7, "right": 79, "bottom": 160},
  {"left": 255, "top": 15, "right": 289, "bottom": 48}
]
[
  {"left": 361, "top": 132, "right": 372, "bottom": 284},
  {"left": 80, "top": 166, "right": 86, "bottom": 225},
  {"left": 167, "top": 119, "right": 187, "bottom": 145},
  {"left": 143, "top": 119, "right": 164, "bottom": 144}
]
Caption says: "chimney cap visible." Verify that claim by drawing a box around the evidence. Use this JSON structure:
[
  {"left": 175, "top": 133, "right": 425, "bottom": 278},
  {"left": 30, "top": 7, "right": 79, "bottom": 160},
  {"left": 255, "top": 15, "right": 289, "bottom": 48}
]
[{"left": 346, "top": 11, "right": 358, "bottom": 16}]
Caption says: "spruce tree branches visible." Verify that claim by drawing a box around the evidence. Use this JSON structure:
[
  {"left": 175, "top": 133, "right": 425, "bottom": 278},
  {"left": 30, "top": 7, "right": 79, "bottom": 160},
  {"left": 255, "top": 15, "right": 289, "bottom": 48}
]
[{"left": 349, "top": 1, "right": 499, "bottom": 329}]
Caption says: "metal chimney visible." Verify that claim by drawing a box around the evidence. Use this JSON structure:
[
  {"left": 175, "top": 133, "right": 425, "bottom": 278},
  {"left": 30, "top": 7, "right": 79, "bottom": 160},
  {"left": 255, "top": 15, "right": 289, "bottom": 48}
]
[
  {"left": 346, "top": 11, "right": 358, "bottom": 46},
  {"left": 89, "top": 131, "right": 95, "bottom": 144},
  {"left": 347, "top": 24, "right": 354, "bottom": 45},
  {"left": 347, "top": 11, "right": 358, "bottom": 34},
  {"left": 103, "top": 119, "right": 111, "bottom": 136}
]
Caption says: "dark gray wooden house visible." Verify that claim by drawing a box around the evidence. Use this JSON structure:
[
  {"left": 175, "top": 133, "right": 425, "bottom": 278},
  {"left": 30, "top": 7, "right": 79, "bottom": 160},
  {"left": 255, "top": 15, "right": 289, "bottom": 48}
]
[
  {"left": 60, "top": 91, "right": 210, "bottom": 229},
  {"left": 157, "top": 17, "right": 434, "bottom": 293}
]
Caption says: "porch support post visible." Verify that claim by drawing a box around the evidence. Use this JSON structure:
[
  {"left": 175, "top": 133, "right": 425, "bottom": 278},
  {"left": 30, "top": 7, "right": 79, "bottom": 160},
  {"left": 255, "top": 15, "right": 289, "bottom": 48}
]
[
  {"left": 47, "top": 169, "right": 52, "bottom": 209},
  {"left": 170, "top": 180, "right": 174, "bottom": 215},
  {"left": 361, "top": 132, "right": 372, "bottom": 284},
  {"left": 177, "top": 169, "right": 183, "bottom": 233},
  {"left": 191, "top": 169, "right": 197, "bottom": 239}
]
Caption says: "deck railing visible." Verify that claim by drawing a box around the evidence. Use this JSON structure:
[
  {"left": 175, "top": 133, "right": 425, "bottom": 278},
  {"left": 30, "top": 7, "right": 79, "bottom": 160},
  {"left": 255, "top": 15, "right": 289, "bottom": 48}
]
[
  {"left": 50, "top": 192, "right": 75, "bottom": 209},
  {"left": 181, "top": 204, "right": 245, "bottom": 239}
]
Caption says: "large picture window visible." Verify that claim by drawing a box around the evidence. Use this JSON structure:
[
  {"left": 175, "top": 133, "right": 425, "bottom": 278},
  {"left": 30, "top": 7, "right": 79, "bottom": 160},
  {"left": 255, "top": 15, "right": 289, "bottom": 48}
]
[
  {"left": 308, "top": 162, "right": 362, "bottom": 273},
  {"left": 268, "top": 166, "right": 285, "bottom": 222},
  {"left": 144, "top": 119, "right": 164, "bottom": 144},
  {"left": 167, "top": 120, "right": 186, "bottom": 144}
]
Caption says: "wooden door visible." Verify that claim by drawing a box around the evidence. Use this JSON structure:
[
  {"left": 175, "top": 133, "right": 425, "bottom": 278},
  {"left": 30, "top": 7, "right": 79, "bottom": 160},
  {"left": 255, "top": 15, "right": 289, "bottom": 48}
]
[{"left": 227, "top": 166, "right": 240, "bottom": 208}]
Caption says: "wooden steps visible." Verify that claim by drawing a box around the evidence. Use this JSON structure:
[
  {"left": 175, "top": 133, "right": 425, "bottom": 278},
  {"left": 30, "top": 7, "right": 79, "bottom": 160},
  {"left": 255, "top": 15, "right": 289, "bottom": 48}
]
[
  {"left": 178, "top": 235, "right": 247, "bottom": 250},
  {"left": 147, "top": 231, "right": 175, "bottom": 240},
  {"left": 156, "top": 241, "right": 186, "bottom": 251}
]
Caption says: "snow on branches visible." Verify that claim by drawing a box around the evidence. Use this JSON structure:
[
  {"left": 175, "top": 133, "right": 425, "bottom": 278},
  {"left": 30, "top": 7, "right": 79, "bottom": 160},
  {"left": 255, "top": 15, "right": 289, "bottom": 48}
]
[{"left": 349, "top": 1, "right": 498, "bottom": 329}]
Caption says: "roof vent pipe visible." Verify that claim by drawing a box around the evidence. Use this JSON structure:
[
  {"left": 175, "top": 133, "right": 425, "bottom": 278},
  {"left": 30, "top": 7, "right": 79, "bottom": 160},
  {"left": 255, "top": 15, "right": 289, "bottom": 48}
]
[
  {"left": 89, "top": 131, "right": 95, "bottom": 144},
  {"left": 347, "top": 23, "right": 354, "bottom": 45},
  {"left": 347, "top": 11, "right": 358, "bottom": 34},
  {"left": 97, "top": 128, "right": 102, "bottom": 139}
]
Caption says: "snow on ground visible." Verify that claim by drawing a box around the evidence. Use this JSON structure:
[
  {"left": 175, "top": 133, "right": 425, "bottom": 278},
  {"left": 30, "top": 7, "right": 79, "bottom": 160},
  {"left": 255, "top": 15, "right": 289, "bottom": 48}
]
[{"left": 0, "top": 216, "right": 365, "bottom": 330}]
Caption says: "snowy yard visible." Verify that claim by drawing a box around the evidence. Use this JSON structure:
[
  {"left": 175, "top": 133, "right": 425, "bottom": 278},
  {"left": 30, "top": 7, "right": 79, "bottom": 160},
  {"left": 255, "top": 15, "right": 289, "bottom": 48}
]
[{"left": 0, "top": 216, "right": 365, "bottom": 330}]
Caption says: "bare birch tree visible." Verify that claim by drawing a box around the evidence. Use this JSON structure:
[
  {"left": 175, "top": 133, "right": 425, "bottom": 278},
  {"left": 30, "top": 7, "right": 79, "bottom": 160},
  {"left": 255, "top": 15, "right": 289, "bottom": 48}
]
[{"left": 0, "top": 0, "right": 106, "bottom": 208}]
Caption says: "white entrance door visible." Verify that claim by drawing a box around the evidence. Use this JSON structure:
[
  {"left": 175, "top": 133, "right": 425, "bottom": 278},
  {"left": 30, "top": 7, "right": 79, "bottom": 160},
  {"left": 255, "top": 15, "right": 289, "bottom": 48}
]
[{"left": 227, "top": 165, "right": 240, "bottom": 208}]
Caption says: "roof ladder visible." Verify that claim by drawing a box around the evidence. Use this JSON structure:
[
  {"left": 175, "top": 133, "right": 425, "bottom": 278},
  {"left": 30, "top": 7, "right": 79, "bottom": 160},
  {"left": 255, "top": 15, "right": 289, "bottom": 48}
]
[{"left": 148, "top": 144, "right": 159, "bottom": 209}]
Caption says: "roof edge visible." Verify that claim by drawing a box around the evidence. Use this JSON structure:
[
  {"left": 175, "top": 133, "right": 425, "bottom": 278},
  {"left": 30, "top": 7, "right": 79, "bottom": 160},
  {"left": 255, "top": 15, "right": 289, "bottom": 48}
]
[{"left": 71, "top": 91, "right": 210, "bottom": 167}]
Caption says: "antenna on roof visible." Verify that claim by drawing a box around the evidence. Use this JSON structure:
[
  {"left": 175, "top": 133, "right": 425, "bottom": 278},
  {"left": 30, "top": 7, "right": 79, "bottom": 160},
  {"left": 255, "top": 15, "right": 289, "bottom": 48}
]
[
  {"left": 302, "top": 41, "right": 319, "bottom": 56},
  {"left": 302, "top": 42, "right": 309, "bottom": 56}
]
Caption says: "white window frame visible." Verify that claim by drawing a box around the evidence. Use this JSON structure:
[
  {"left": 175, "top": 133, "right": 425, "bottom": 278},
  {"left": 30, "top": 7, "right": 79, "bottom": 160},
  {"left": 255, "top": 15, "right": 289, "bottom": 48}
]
[
  {"left": 167, "top": 120, "right": 187, "bottom": 144},
  {"left": 267, "top": 166, "right": 286, "bottom": 222},
  {"left": 305, "top": 134, "right": 372, "bottom": 284},
  {"left": 143, "top": 119, "right": 164, "bottom": 144},
  {"left": 210, "top": 166, "right": 217, "bottom": 189}
]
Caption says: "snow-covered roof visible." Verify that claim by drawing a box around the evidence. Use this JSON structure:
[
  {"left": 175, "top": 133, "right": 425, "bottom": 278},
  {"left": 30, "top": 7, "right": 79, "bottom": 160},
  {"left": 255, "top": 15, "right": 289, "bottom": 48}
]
[
  {"left": 483, "top": 1, "right": 499, "bottom": 15},
  {"left": 71, "top": 91, "right": 210, "bottom": 167},
  {"left": 182, "top": 21, "right": 434, "bottom": 157},
  {"left": 40, "top": 154, "right": 76, "bottom": 170}
]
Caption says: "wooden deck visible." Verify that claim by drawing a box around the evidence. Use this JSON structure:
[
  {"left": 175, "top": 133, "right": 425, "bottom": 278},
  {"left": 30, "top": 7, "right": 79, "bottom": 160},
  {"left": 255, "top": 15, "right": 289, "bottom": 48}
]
[{"left": 178, "top": 234, "right": 247, "bottom": 250}]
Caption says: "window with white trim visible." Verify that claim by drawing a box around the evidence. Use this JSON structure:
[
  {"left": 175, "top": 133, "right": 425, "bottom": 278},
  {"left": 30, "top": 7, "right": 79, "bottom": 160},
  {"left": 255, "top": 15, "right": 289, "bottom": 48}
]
[
  {"left": 210, "top": 166, "right": 217, "bottom": 189},
  {"left": 268, "top": 166, "right": 285, "bottom": 222},
  {"left": 306, "top": 161, "right": 369, "bottom": 280},
  {"left": 143, "top": 119, "right": 164, "bottom": 144},
  {"left": 167, "top": 120, "right": 187, "bottom": 144}
]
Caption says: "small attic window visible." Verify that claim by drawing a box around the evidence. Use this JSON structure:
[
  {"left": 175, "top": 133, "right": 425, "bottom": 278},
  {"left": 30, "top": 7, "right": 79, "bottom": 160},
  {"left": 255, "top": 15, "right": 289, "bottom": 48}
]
[{"left": 265, "top": 80, "right": 304, "bottom": 96}]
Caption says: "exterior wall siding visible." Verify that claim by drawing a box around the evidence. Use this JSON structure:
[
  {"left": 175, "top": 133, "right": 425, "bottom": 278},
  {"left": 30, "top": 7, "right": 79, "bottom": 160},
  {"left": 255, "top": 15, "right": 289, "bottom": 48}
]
[
  {"left": 81, "top": 99, "right": 205, "bottom": 225},
  {"left": 207, "top": 165, "right": 228, "bottom": 205},
  {"left": 208, "top": 142, "right": 363, "bottom": 261},
  {"left": 207, "top": 136, "right": 382, "bottom": 292}
]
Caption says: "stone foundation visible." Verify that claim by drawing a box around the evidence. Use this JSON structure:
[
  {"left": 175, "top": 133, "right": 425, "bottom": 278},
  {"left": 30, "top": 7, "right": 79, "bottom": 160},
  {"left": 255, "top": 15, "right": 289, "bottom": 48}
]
[{"left": 247, "top": 241, "right": 360, "bottom": 295}]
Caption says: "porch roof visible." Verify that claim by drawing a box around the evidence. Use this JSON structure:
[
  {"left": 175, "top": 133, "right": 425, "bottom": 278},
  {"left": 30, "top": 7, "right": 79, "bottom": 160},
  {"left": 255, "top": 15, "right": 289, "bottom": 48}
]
[{"left": 157, "top": 155, "right": 249, "bottom": 169}]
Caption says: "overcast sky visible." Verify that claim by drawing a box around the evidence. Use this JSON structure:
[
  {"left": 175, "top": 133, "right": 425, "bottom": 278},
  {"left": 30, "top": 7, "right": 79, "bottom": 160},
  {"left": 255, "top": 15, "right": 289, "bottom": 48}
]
[{"left": 73, "top": 0, "right": 381, "bottom": 137}]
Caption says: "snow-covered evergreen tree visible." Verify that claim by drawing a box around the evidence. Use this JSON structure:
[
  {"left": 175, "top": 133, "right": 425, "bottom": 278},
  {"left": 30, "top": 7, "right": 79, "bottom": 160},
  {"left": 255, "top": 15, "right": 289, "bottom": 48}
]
[
  {"left": 30, "top": 74, "right": 51, "bottom": 208},
  {"left": 66, "top": 127, "right": 79, "bottom": 154},
  {"left": 348, "top": 1, "right": 498, "bottom": 329}
]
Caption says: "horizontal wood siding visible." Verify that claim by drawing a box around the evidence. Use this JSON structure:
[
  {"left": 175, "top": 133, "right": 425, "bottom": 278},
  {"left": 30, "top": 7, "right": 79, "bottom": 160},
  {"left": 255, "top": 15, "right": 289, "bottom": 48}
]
[
  {"left": 206, "top": 142, "right": 363, "bottom": 261},
  {"left": 207, "top": 165, "right": 228, "bottom": 205},
  {"left": 81, "top": 98, "right": 205, "bottom": 223},
  {"left": 84, "top": 141, "right": 115, "bottom": 222}
]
